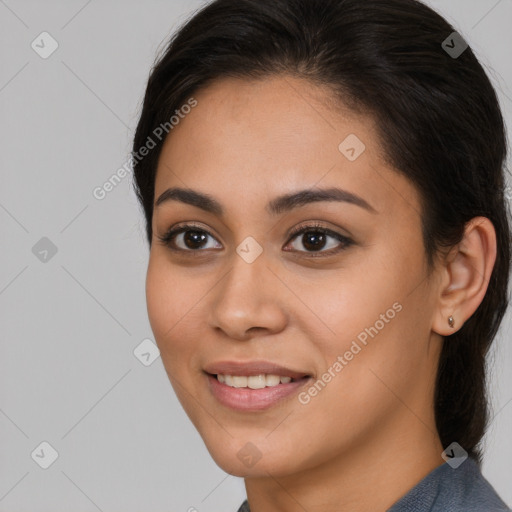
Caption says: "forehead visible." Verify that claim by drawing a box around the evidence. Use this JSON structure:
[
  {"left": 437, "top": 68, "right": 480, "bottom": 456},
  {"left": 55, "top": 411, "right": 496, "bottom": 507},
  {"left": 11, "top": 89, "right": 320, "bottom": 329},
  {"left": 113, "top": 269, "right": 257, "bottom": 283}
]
[
  {"left": 158, "top": 74, "right": 371, "bottom": 160},
  {"left": 154, "top": 75, "right": 420, "bottom": 219}
]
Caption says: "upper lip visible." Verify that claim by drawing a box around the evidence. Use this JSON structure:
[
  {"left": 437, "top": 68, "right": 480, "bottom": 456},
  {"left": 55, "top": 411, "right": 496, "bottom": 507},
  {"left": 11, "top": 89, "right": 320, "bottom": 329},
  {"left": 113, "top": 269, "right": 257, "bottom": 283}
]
[{"left": 203, "top": 360, "right": 311, "bottom": 379}]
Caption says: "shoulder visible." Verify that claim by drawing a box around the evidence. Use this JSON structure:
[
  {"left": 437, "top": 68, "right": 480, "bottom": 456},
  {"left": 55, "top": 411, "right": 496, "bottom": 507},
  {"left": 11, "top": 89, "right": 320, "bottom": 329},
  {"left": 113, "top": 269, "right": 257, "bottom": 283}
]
[
  {"left": 236, "top": 460, "right": 510, "bottom": 512},
  {"left": 236, "top": 500, "right": 250, "bottom": 512},
  {"left": 388, "top": 458, "right": 510, "bottom": 512}
]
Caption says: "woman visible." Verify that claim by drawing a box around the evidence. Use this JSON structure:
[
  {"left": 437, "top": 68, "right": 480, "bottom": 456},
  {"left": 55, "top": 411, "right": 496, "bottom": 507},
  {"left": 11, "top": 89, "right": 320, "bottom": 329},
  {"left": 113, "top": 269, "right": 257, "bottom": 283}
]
[{"left": 132, "top": 0, "right": 511, "bottom": 510}]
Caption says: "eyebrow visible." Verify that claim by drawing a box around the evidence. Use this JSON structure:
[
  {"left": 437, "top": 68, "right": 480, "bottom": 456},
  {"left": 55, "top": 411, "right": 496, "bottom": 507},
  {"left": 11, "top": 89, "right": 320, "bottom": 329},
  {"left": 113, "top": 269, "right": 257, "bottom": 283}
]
[{"left": 154, "top": 186, "right": 377, "bottom": 215}]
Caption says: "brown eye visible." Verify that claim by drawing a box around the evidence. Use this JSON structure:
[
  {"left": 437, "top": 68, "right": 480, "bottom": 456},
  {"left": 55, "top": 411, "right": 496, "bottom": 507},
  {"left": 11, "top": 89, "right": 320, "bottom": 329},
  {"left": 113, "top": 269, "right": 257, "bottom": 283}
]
[
  {"left": 157, "top": 224, "right": 222, "bottom": 252},
  {"left": 286, "top": 226, "right": 353, "bottom": 255},
  {"left": 178, "top": 230, "right": 209, "bottom": 250},
  {"left": 295, "top": 230, "right": 329, "bottom": 251}
]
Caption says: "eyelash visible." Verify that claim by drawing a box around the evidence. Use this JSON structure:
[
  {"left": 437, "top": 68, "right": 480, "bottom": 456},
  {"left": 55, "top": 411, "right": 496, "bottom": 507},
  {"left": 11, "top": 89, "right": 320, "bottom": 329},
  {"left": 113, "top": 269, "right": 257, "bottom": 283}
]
[{"left": 156, "top": 221, "right": 354, "bottom": 258}]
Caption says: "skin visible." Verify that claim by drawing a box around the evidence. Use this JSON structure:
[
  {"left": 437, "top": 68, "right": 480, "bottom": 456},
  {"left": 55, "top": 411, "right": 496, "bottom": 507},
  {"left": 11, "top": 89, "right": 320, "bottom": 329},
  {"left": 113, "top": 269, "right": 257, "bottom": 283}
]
[{"left": 145, "top": 74, "right": 497, "bottom": 512}]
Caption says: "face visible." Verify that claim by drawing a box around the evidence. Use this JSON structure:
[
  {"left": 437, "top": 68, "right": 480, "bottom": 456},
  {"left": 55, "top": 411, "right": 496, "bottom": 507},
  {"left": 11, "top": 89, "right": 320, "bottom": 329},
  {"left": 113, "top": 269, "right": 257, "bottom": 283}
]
[{"left": 146, "top": 75, "right": 443, "bottom": 478}]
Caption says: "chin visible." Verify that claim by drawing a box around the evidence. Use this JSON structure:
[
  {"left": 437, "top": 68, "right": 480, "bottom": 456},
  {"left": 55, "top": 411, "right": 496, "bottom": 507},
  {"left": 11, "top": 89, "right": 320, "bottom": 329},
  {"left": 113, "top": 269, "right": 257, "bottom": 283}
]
[{"left": 202, "top": 436, "right": 301, "bottom": 478}]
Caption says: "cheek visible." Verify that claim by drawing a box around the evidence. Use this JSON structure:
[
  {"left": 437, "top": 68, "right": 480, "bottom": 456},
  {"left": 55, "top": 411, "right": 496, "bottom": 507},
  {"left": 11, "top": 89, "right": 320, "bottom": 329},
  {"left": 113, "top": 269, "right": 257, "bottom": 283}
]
[
  {"left": 145, "top": 257, "right": 172, "bottom": 339},
  {"left": 302, "top": 248, "right": 428, "bottom": 399},
  {"left": 145, "top": 255, "right": 194, "bottom": 362},
  {"left": 299, "top": 261, "right": 401, "bottom": 354}
]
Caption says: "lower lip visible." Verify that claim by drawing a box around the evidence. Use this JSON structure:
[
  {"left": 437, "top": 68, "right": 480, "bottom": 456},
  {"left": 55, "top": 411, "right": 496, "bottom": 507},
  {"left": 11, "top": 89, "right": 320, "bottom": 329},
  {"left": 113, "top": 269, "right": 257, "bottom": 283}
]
[{"left": 206, "top": 374, "right": 310, "bottom": 411}]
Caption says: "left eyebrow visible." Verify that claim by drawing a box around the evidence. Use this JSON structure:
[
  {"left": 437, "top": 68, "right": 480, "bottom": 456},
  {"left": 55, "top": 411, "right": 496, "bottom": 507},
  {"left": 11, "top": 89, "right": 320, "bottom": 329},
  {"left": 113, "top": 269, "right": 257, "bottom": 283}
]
[
  {"left": 267, "top": 187, "right": 377, "bottom": 215},
  {"left": 154, "top": 186, "right": 377, "bottom": 215}
]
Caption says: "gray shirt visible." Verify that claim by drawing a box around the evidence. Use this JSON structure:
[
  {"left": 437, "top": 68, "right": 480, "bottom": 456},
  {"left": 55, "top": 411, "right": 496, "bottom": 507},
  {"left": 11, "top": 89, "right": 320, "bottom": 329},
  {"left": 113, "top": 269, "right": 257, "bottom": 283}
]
[{"left": 236, "top": 458, "right": 510, "bottom": 511}]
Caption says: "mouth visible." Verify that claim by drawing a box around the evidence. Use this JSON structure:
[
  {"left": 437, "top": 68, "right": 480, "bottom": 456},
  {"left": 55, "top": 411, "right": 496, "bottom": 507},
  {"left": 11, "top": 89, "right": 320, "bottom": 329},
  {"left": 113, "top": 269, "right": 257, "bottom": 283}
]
[{"left": 203, "top": 360, "right": 313, "bottom": 411}]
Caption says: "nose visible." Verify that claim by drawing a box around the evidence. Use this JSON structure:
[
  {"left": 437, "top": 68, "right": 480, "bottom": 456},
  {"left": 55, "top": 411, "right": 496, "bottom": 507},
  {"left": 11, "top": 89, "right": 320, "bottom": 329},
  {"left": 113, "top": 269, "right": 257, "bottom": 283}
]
[{"left": 207, "top": 250, "right": 288, "bottom": 341}]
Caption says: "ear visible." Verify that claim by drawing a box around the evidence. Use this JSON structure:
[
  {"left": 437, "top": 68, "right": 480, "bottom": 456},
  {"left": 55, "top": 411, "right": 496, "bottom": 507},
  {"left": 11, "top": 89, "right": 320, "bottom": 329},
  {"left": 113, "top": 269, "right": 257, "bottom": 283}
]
[{"left": 432, "top": 217, "right": 497, "bottom": 336}]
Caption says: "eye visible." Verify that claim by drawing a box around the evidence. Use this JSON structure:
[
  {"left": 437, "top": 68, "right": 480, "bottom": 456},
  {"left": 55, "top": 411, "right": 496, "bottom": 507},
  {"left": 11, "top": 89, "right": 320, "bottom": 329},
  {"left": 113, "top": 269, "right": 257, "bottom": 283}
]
[
  {"left": 156, "top": 221, "right": 354, "bottom": 257},
  {"left": 157, "top": 222, "right": 222, "bottom": 252},
  {"left": 284, "top": 222, "right": 354, "bottom": 257}
]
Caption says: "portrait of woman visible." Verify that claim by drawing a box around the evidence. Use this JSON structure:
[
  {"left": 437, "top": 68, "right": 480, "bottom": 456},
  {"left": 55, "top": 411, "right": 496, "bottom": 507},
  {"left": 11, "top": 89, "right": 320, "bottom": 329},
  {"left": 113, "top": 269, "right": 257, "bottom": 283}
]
[
  {"left": 2, "top": 0, "right": 512, "bottom": 510},
  {"left": 128, "top": 0, "right": 510, "bottom": 512},
  {"left": 132, "top": 0, "right": 511, "bottom": 510}
]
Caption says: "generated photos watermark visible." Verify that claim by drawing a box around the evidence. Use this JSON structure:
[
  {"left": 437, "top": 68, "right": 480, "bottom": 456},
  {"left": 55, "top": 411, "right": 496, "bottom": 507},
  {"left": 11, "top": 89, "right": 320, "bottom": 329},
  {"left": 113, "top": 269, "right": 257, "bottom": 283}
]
[
  {"left": 92, "top": 97, "right": 198, "bottom": 201},
  {"left": 298, "top": 301, "right": 403, "bottom": 405}
]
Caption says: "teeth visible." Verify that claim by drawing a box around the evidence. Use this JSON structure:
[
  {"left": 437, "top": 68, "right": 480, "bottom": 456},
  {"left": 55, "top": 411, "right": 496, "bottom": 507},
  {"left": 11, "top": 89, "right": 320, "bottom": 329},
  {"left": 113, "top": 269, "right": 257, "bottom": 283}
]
[
  {"left": 265, "top": 374, "right": 280, "bottom": 387},
  {"left": 248, "top": 375, "right": 266, "bottom": 389},
  {"left": 232, "top": 376, "right": 248, "bottom": 387},
  {"left": 216, "top": 373, "right": 297, "bottom": 388}
]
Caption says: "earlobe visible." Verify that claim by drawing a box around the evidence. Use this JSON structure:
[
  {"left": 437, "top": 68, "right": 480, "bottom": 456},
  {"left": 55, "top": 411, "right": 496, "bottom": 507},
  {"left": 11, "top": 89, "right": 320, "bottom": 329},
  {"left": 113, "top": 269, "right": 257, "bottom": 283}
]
[{"left": 432, "top": 217, "right": 497, "bottom": 336}]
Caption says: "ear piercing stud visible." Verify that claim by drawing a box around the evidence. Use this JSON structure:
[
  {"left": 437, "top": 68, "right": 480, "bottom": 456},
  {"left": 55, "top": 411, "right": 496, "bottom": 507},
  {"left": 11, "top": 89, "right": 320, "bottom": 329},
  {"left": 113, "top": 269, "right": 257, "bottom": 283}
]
[{"left": 448, "top": 316, "right": 455, "bottom": 328}]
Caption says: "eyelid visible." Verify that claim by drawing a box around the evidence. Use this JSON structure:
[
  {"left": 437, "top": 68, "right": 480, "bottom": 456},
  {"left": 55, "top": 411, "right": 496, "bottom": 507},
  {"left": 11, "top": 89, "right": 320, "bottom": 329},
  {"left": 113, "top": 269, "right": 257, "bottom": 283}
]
[{"left": 286, "top": 220, "right": 352, "bottom": 241}]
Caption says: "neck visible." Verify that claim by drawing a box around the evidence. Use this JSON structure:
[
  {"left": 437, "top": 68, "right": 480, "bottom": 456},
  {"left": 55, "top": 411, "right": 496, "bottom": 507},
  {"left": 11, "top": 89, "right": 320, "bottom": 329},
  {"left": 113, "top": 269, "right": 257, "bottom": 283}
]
[{"left": 243, "top": 412, "right": 445, "bottom": 512}]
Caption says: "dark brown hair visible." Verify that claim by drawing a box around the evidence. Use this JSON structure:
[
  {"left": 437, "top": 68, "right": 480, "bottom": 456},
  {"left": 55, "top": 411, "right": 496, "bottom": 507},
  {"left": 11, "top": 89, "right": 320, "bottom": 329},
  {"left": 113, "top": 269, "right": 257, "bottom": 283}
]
[{"left": 132, "top": 0, "right": 511, "bottom": 464}]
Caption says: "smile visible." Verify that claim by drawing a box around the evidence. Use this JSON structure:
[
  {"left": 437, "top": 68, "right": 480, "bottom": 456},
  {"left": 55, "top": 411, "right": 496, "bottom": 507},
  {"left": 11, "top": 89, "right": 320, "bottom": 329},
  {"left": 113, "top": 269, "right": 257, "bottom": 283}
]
[{"left": 203, "top": 360, "right": 312, "bottom": 411}]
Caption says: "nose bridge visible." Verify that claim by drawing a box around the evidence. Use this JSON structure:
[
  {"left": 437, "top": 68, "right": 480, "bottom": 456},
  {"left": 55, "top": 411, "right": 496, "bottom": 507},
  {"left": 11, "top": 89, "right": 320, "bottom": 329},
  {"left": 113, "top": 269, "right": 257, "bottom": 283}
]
[
  {"left": 219, "top": 246, "right": 270, "bottom": 309},
  {"left": 208, "top": 244, "right": 287, "bottom": 338}
]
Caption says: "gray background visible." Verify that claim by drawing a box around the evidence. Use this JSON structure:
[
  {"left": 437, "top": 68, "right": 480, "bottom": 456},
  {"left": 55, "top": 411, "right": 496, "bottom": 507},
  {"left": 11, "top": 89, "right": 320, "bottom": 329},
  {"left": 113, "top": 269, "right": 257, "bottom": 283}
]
[{"left": 0, "top": 1, "right": 511, "bottom": 511}]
